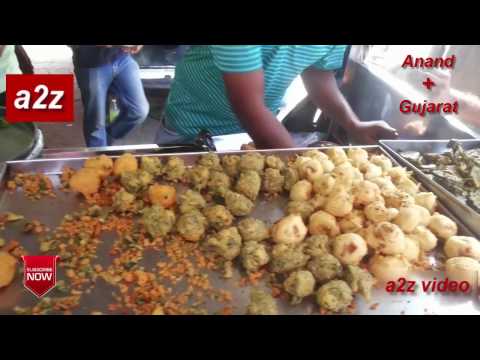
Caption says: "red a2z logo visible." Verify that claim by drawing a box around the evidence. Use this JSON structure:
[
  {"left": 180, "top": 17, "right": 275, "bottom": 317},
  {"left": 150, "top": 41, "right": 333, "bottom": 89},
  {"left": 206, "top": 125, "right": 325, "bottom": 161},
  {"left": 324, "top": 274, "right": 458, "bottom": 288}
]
[{"left": 5, "top": 74, "right": 74, "bottom": 123}]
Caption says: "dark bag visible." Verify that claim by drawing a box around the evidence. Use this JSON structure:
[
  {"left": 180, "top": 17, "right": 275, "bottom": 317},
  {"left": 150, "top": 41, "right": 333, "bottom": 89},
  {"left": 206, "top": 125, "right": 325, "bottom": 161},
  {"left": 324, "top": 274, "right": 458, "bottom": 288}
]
[
  {"left": 14, "top": 46, "right": 34, "bottom": 74},
  {"left": 157, "top": 130, "right": 217, "bottom": 153}
]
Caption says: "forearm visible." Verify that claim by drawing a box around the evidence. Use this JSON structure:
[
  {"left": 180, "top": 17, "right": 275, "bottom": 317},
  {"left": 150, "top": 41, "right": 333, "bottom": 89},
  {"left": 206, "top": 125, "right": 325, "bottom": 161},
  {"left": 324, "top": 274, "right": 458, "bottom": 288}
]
[
  {"left": 450, "top": 88, "right": 480, "bottom": 127},
  {"left": 302, "top": 69, "right": 361, "bottom": 133},
  {"left": 222, "top": 70, "right": 295, "bottom": 149},
  {"left": 312, "top": 86, "right": 361, "bottom": 132},
  {"left": 235, "top": 104, "right": 295, "bottom": 149}
]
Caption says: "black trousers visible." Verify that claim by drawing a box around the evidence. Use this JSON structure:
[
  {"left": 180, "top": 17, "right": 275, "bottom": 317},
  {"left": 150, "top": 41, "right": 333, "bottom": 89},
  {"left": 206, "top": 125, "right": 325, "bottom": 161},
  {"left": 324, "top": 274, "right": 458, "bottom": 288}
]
[{"left": 0, "top": 92, "right": 5, "bottom": 107}]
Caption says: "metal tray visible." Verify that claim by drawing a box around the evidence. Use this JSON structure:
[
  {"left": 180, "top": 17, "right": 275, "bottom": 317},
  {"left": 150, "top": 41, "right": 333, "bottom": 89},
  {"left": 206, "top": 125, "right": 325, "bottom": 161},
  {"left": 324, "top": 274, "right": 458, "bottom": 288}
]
[
  {"left": 1, "top": 146, "right": 479, "bottom": 315},
  {"left": 0, "top": 122, "right": 41, "bottom": 162},
  {"left": 380, "top": 139, "right": 480, "bottom": 238}
]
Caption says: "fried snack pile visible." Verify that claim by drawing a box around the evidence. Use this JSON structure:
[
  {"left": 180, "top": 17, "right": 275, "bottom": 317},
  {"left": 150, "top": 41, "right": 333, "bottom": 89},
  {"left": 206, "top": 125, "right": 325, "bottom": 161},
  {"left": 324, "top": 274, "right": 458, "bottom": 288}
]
[{"left": 3, "top": 149, "right": 480, "bottom": 315}]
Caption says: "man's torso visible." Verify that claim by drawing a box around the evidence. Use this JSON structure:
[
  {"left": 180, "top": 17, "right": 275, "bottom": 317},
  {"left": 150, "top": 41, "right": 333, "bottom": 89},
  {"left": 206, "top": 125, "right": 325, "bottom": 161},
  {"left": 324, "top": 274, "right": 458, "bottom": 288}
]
[
  {"left": 72, "top": 46, "right": 127, "bottom": 69},
  {"left": 165, "top": 45, "right": 347, "bottom": 137}
]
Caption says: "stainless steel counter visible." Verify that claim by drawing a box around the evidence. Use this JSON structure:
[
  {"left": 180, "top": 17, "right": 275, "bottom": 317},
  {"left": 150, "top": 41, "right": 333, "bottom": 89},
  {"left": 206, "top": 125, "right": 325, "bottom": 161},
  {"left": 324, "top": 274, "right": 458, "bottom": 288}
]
[{"left": 1, "top": 146, "right": 479, "bottom": 315}]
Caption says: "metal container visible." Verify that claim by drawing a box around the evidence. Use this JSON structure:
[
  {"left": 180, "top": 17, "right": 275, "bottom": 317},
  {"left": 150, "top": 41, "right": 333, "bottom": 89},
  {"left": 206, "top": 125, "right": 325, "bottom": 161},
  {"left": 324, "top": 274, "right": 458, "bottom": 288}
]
[
  {"left": 0, "top": 106, "right": 43, "bottom": 162},
  {"left": 380, "top": 139, "right": 480, "bottom": 238},
  {"left": 1, "top": 146, "right": 479, "bottom": 315}
]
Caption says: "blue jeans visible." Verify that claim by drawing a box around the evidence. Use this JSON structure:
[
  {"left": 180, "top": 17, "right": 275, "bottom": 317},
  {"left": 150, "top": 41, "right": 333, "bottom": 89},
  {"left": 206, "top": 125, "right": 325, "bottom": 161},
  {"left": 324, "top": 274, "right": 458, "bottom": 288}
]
[
  {"left": 75, "top": 55, "right": 150, "bottom": 147},
  {"left": 154, "top": 116, "right": 189, "bottom": 145}
]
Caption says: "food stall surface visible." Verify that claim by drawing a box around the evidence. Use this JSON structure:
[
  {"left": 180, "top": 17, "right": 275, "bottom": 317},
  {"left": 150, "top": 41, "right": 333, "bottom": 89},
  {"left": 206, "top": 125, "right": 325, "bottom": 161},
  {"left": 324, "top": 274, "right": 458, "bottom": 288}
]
[
  {"left": 381, "top": 139, "right": 480, "bottom": 238},
  {"left": 0, "top": 146, "right": 479, "bottom": 315}
]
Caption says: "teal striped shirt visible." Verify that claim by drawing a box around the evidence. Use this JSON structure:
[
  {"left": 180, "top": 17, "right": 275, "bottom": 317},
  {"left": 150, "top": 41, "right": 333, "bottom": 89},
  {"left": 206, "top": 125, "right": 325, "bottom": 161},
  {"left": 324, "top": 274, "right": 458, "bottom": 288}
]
[{"left": 165, "top": 45, "right": 348, "bottom": 137}]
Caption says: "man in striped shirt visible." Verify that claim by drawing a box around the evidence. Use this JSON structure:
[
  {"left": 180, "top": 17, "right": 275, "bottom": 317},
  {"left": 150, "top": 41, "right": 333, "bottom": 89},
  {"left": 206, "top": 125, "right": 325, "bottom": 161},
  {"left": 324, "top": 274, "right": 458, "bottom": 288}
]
[{"left": 156, "top": 45, "right": 398, "bottom": 149}]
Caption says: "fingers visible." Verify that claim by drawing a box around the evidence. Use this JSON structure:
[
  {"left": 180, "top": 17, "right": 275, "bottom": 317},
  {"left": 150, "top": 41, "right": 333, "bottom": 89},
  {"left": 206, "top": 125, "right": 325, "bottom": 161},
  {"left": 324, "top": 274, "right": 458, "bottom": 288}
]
[
  {"left": 121, "top": 46, "right": 142, "bottom": 54},
  {"left": 428, "top": 70, "right": 451, "bottom": 82},
  {"left": 380, "top": 127, "right": 399, "bottom": 140},
  {"left": 373, "top": 121, "right": 397, "bottom": 134},
  {"left": 379, "top": 120, "right": 396, "bottom": 130},
  {"left": 404, "top": 121, "right": 426, "bottom": 136},
  {"left": 241, "top": 142, "right": 256, "bottom": 150},
  {"left": 371, "top": 122, "right": 398, "bottom": 140},
  {"left": 364, "top": 137, "right": 377, "bottom": 145}
]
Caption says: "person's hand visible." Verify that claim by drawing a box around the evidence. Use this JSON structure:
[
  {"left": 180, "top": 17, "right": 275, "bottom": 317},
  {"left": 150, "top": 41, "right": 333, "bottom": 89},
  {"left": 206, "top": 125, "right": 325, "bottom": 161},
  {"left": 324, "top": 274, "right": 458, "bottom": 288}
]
[
  {"left": 403, "top": 119, "right": 428, "bottom": 137},
  {"left": 121, "top": 45, "right": 143, "bottom": 55},
  {"left": 241, "top": 142, "right": 256, "bottom": 150},
  {"left": 427, "top": 70, "right": 453, "bottom": 103},
  {"left": 352, "top": 121, "right": 399, "bottom": 145}
]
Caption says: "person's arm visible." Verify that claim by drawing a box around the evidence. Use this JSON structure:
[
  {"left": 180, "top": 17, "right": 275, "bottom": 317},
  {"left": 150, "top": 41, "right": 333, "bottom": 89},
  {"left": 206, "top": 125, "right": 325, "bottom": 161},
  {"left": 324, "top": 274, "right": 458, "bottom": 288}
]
[
  {"left": 302, "top": 67, "right": 398, "bottom": 144},
  {"left": 94, "top": 45, "right": 143, "bottom": 54},
  {"left": 223, "top": 70, "right": 295, "bottom": 149},
  {"left": 428, "top": 70, "right": 480, "bottom": 127},
  {"left": 0, "top": 45, "right": 5, "bottom": 57},
  {"left": 210, "top": 45, "right": 295, "bottom": 149},
  {"left": 451, "top": 89, "right": 480, "bottom": 126},
  {"left": 14, "top": 46, "right": 34, "bottom": 74},
  {"left": 121, "top": 45, "right": 143, "bottom": 55}
]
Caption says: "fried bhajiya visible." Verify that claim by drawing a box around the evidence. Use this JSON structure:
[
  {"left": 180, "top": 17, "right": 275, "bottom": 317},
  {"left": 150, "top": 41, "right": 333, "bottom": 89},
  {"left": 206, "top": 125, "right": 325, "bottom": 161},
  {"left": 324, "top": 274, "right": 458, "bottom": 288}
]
[
  {"left": 221, "top": 155, "right": 241, "bottom": 178},
  {"left": 69, "top": 168, "right": 101, "bottom": 196},
  {"left": 224, "top": 191, "right": 255, "bottom": 217},
  {"left": 84, "top": 155, "right": 113, "bottom": 178},
  {"left": 178, "top": 189, "right": 206, "bottom": 214},
  {"left": 148, "top": 184, "right": 176, "bottom": 208},
  {"left": 206, "top": 226, "right": 242, "bottom": 260},
  {"left": 203, "top": 205, "right": 234, "bottom": 230},
  {"left": 307, "top": 253, "right": 343, "bottom": 283},
  {"left": 120, "top": 170, "right": 153, "bottom": 193},
  {"left": 262, "top": 168, "right": 285, "bottom": 194},
  {"left": 176, "top": 210, "right": 208, "bottom": 242},
  {"left": 235, "top": 170, "right": 261, "bottom": 201},
  {"left": 237, "top": 217, "right": 270, "bottom": 242},
  {"left": 188, "top": 165, "right": 210, "bottom": 191},
  {"left": 284, "top": 270, "right": 315, "bottom": 304},
  {"left": 113, "top": 153, "right": 138, "bottom": 176},
  {"left": 239, "top": 152, "right": 265, "bottom": 173},
  {"left": 316, "top": 280, "right": 353, "bottom": 312},
  {"left": 208, "top": 171, "right": 232, "bottom": 197},
  {"left": 140, "top": 156, "right": 163, "bottom": 177},
  {"left": 241, "top": 241, "right": 270, "bottom": 272},
  {"left": 0, "top": 251, "right": 17, "bottom": 288},
  {"left": 247, "top": 288, "right": 278, "bottom": 315},
  {"left": 163, "top": 157, "right": 186, "bottom": 182},
  {"left": 142, "top": 205, "right": 176, "bottom": 238}
]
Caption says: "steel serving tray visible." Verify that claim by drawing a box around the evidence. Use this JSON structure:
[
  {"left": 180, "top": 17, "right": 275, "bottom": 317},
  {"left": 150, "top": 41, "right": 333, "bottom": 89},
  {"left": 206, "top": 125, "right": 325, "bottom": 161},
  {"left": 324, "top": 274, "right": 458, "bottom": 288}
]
[
  {"left": 380, "top": 139, "right": 480, "bottom": 238},
  {"left": 0, "top": 146, "right": 479, "bottom": 315}
]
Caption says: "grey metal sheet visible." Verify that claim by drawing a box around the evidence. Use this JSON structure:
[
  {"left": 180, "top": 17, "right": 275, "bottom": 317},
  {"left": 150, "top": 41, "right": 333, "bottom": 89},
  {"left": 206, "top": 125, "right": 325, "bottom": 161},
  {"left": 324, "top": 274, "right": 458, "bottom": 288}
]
[
  {"left": 1, "top": 146, "right": 479, "bottom": 315},
  {"left": 380, "top": 139, "right": 480, "bottom": 238}
]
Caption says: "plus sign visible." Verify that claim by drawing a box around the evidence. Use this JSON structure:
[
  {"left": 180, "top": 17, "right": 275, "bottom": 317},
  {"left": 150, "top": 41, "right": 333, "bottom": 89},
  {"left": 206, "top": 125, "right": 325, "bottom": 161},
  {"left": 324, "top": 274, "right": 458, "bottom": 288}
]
[{"left": 422, "top": 77, "right": 436, "bottom": 90}]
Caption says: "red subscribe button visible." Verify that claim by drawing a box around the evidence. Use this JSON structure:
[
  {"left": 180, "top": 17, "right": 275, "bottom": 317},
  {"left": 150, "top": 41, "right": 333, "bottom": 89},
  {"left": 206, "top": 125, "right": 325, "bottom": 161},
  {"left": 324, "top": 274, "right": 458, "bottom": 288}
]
[{"left": 5, "top": 74, "right": 74, "bottom": 123}]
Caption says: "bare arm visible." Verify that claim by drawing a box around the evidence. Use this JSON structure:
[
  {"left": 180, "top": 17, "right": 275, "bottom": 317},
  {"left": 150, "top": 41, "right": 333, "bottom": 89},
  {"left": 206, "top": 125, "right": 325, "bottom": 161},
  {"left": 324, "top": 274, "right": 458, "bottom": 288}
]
[
  {"left": 302, "top": 67, "right": 398, "bottom": 144},
  {"left": 95, "top": 45, "right": 143, "bottom": 54},
  {"left": 223, "top": 70, "right": 295, "bottom": 149},
  {"left": 302, "top": 67, "right": 360, "bottom": 132},
  {"left": 450, "top": 89, "right": 480, "bottom": 127},
  {"left": 429, "top": 71, "right": 480, "bottom": 127}
]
